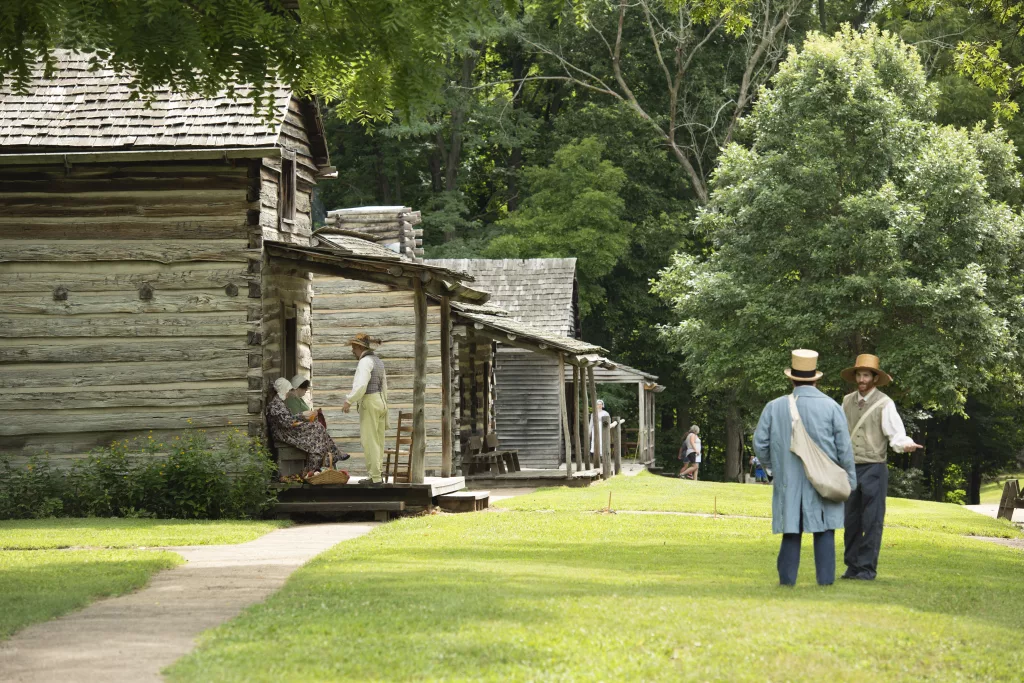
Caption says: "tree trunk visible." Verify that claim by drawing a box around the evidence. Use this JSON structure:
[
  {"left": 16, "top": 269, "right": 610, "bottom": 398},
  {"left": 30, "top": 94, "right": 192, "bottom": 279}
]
[
  {"left": 725, "top": 402, "right": 742, "bottom": 482},
  {"left": 444, "top": 48, "right": 478, "bottom": 192},
  {"left": 968, "top": 452, "right": 982, "bottom": 505}
]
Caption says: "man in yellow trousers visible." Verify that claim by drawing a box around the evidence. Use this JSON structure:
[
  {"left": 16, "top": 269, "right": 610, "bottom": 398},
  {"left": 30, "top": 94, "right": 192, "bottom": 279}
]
[{"left": 342, "top": 333, "right": 389, "bottom": 486}]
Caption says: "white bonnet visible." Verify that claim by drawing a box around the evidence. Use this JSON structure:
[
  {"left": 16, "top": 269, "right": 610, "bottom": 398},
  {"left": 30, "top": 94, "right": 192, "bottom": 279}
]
[
  {"left": 273, "top": 377, "right": 293, "bottom": 400},
  {"left": 291, "top": 374, "right": 310, "bottom": 389}
]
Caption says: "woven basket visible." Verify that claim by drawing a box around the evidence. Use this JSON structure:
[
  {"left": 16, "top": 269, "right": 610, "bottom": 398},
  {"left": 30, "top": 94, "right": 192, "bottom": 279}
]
[{"left": 307, "top": 452, "right": 350, "bottom": 486}]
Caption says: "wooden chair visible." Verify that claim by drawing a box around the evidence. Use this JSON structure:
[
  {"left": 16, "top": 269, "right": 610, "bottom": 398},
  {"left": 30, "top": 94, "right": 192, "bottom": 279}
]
[
  {"left": 384, "top": 411, "right": 414, "bottom": 483},
  {"left": 484, "top": 432, "right": 520, "bottom": 473},
  {"left": 462, "top": 436, "right": 499, "bottom": 476}
]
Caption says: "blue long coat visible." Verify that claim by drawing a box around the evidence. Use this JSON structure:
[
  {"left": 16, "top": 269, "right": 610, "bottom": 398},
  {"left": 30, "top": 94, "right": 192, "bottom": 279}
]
[{"left": 752, "top": 385, "right": 857, "bottom": 534}]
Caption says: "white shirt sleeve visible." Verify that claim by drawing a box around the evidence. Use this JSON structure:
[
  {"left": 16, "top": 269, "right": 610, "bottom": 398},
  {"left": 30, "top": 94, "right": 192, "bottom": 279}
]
[
  {"left": 346, "top": 356, "right": 373, "bottom": 404},
  {"left": 881, "top": 400, "right": 915, "bottom": 453}
]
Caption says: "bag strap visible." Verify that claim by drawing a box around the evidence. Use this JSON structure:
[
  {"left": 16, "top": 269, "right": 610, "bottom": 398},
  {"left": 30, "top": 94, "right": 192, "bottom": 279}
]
[
  {"left": 850, "top": 397, "right": 890, "bottom": 438},
  {"left": 788, "top": 394, "right": 800, "bottom": 422}
]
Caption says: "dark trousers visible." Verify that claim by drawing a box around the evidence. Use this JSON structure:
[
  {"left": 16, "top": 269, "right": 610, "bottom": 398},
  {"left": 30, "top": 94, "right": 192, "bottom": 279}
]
[
  {"left": 844, "top": 462, "right": 888, "bottom": 579},
  {"left": 777, "top": 510, "right": 836, "bottom": 586}
]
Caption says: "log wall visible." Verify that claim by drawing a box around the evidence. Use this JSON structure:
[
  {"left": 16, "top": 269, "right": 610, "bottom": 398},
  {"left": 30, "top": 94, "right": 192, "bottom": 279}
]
[
  {"left": 0, "top": 160, "right": 254, "bottom": 464},
  {"left": 310, "top": 277, "right": 445, "bottom": 474}
]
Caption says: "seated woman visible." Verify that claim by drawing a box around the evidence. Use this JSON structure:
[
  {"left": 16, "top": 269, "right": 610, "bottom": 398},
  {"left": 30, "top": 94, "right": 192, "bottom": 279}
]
[
  {"left": 266, "top": 377, "right": 348, "bottom": 476},
  {"left": 288, "top": 374, "right": 326, "bottom": 427}
]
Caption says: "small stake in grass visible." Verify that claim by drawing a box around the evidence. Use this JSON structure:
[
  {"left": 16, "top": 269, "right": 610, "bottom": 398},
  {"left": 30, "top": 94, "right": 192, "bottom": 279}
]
[
  {"left": 601, "top": 491, "right": 616, "bottom": 514},
  {"left": 714, "top": 496, "right": 718, "bottom": 518}
]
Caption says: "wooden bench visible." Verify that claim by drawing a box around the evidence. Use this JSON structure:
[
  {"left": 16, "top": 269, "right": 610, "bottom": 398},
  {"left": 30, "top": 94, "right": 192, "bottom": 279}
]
[
  {"left": 462, "top": 434, "right": 520, "bottom": 475},
  {"left": 274, "top": 500, "right": 405, "bottom": 522},
  {"left": 437, "top": 491, "right": 490, "bottom": 513},
  {"left": 997, "top": 479, "right": 1023, "bottom": 521}
]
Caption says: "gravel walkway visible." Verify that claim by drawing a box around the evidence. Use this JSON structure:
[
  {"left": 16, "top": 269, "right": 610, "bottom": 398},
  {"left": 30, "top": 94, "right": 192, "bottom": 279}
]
[{"left": 0, "top": 522, "right": 376, "bottom": 683}]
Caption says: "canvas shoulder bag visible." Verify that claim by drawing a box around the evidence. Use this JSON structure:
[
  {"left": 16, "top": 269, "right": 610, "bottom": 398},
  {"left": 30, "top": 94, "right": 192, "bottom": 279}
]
[{"left": 787, "top": 395, "right": 852, "bottom": 502}]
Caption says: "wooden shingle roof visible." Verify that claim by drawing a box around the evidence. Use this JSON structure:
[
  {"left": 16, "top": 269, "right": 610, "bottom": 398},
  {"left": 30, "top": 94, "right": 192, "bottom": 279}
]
[
  {"left": 425, "top": 258, "right": 578, "bottom": 337},
  {"left": 0, "top": 50, "right": 295, "bottom": 152}
]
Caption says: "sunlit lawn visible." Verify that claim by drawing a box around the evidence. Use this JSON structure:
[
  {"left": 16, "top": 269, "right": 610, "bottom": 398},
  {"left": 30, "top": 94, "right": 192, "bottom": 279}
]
[
  {"left": 0, "top": 517, "right": 289, "bottom": 549},
  {"left": 0, "top": 518, "right": 286, "bottom": 639},
  {"left": 502, "top": 472, "right": 1022, "bottom": 538},
  {"left": 168, "top": 476, "right": 1024, "bottom": 682},
  {"left": 980, "top": 472, "right": 1024, "bottom": 504}
]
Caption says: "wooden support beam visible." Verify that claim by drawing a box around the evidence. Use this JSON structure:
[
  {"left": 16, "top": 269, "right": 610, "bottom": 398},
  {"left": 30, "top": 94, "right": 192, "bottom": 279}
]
[
  {"left": 558, "top": 353, "right": 572, "bottom": 480},
  {"left": 440, "top": 296, "right": 453, "bottom": 478},
  {"left": 572, "top": 364, "right": 583, "bottom": 474},
  {"left": 581, "top": 365, "right": 592, "bottom": 470},
  {"left": 411, "top": 277, "right": 427, "bottom": 484},
  {"left": 588, "top": 366, "right": 602, "bottom": 477},
  {"left": 614, "top": 418, "right": 623, "bottom": 475},
  {"left": 637, "top": 382, "right": 646, "bottom": 464}
]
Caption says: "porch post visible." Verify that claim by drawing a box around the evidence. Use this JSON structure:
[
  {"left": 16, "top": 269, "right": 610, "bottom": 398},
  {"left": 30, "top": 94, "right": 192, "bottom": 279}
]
[
  {"left": 558, "top": 353, "right": 572, "bottom": 480},
  {"left": 440, "top": 296, "right": 452, "bottom": 478},
  {"left": 587, "top": 365, "right": 602, "bottom": 477},
  {"left": 581, "top": 362, "right": 592, "bottom": 469},
  {"left": 411, "top": 276, "right": 427, "bottom": 483},
  {"left": 637, "top": 382, "right": 646, "bottom": 464},
  {"left": 572, "top": 364, "right": 583, "bottom": 473},
  {"left": 614, "top": 418, "right": 622, "bottom": 475}
]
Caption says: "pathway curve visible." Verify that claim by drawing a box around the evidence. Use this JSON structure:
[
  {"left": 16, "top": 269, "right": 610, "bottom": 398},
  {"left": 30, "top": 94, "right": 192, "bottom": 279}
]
[{"left": 0, "top": 522, "right": 376, "bottom": 683}]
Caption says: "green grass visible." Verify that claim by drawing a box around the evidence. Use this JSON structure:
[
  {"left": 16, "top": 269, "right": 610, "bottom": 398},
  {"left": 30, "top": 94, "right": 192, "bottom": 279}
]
[
  {"left": 167, "top": 508, "right": 1024, "bottom": 682},
  {"left": 0, "top": 517, "right": 285, "bottom": 639},
  {"left": 0, "top": 548, "right": 182, "bottom": 638},
  {"left": 980, "top": 472, "right": 1024, "bottom": 504},
  {"left": 501, "top": 472, "right": 1022, "bottom": 538},
  {"left": 0, "top": 518, "right": 289, "bottom": 550}
]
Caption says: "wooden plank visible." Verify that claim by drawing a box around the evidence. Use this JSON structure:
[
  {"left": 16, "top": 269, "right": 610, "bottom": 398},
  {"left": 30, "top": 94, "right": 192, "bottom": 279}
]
[
  {"left": 314, "top": 358, "right": 442, "bottom": 377},
  {"left": 0, "top": 194, "right": 247, "bottom": 217},
  {"left": 0, "top": 426, "right": 240, "bottom": 458},
  {"left": 314, "top": 291, "right": 417, "bottom": 310},
  {"left": 0, "top": 265, "right": 250, "bottom": 293},
  {"left": 313, "top": 340, "right": 440, "bottom": 361},
  {"left": 0, "top": 357, "right": 247, "bottom": 388},
  {"left": 0, "top": 289, "right": 249, "bottom": 315},
  {"left": 274, "top": 501, "right": 406, "bottom": 513},
  {"left": 558, "top": 353, "right": 572, "bottom": 480},
  {"left": 0, "top": 405, "right": 249, "bottom": 436},
  {"left": 588, "top": 366, "right": 601, "bottom": 475},
  {"left": 411, "top": 277, "right": 427, "bottom": 485},
  {"left": 0, "top": 336, "right": 246, "bottom": 364},
  {"left": 0, "top": 384, "right": 247, "bottom": 410},
  {"left": 441, "top": 296, "right": 453, "bottom": 478},
  {"left": 312, "top": 309, "right": 440, "bottom": 327},
  {"left": 312, "top": 278, "right": 399, "bottom": 295},
  {"left": 572, "top": 364, "right": 583, "bottom": 474},
  {"left": 0, "top": 239, "right": 249, "bottom": 264},
  {"left": 0, "top": 311, "right": 250, "bottom": 338}
]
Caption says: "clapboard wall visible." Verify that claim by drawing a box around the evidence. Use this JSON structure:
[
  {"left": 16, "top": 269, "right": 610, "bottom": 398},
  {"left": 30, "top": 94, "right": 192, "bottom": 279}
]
[
  {"left": 310, "top": 277, "right": 445, "bottom": 474},
  {"left": 493, "top": 349, "right": 563, "bottom": 468},
  {"left": 0, "top": 159, "right": 254, "bottom": 463}
]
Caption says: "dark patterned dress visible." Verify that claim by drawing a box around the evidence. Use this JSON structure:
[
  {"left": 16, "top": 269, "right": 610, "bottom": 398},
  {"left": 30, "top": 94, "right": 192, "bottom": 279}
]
[{"left": 266, "top": 395, "right": 341, "bottom": 471}]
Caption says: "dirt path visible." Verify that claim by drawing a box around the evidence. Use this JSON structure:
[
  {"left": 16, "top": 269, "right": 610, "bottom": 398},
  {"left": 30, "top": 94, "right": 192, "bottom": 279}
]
[{"left": 0, "top": 522, "right": 376, "bottom": 683}]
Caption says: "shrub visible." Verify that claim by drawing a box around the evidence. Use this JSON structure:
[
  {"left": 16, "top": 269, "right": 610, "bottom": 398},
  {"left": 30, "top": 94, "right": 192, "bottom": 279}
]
[
  {"left": 943, "top": 464, "right": 968, "bottom": 505},
  {"left": 0, "top": 429, "right": 277, "bottom": 520},
  {"left": 888, "top": 466, "right": 927, "bottom": 500}
]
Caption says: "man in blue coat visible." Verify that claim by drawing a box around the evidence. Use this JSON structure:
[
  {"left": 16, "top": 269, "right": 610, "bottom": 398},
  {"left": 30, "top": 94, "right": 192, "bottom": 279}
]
[{"left": 753, "top": 349, "right": 857, "bottom": 586}]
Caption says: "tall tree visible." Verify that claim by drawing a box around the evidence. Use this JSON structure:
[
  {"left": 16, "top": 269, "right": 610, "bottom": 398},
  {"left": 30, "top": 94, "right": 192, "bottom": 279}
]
[{"left": 654, "top": 27, "right": 1024, "bottom": 481}]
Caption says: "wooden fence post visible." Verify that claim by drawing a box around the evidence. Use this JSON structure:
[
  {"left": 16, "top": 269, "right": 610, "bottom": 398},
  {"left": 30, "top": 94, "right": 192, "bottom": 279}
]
[
  {"left": 614, "top": 418, "right": 622, "bottom": 475},
  {"left": 440, "top": 296, "right": 452, "bottom": 478},
  {"left": 581, "top": 363, "right": 592, "bottom": 470},
  {"left": 601, "top": 414, "right": 611, "bottom": 480}
]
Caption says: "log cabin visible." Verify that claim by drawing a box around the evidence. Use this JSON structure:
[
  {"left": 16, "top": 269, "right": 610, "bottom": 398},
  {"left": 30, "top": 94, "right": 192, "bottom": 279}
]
[{"left": 0, "top": 52, "right": 482, "bottom": 481}]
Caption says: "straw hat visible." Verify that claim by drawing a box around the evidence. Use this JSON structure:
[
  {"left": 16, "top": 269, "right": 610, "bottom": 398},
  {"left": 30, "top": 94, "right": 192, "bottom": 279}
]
[
  {"left": 783, "top": 349, "right": 823, "bottom": 382},
  {"left": 347, "top": 333, "right": 380, "bottom": 349},
  {"left": 840, "top": 354, "right": 892, "bottom": 388}
]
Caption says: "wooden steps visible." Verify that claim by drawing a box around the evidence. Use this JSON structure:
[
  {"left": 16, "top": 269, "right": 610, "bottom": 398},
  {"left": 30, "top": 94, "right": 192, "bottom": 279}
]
[
  {"left": 437, "top": 490, "right": 489, "bottom": 513},
  {"left": 274, "top": 500, "right": 405, "bottom": 522}
]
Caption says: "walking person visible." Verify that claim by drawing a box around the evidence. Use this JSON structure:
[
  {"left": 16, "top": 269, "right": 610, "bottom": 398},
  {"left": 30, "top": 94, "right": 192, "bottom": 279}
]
[
  {"left": 342, "top": 333, "right": 389, "bottom": 486},
  {"left": 678, "top": 426, "right": 701, "bottom": 480},
  {"left": 840, "top": 354, "right": 923, "bottom": 580},
  {"left": 589, "top": 399, "right": 610, "bottom": 461},
  {"left": 753, "top": 350, "right": 857, "bottom": 586}
]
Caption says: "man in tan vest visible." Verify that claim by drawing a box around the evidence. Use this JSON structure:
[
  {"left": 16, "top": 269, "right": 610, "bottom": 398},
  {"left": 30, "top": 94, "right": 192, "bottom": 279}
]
[{"left": 840, "top": 354, "right": 922, "bottom": 580}]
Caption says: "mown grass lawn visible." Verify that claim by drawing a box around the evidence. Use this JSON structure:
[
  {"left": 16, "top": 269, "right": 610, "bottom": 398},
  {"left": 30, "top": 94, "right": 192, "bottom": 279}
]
[
  {"left": 168, "top": 476, "right": 1024, "bottom": 682},
  {"left": 503, "top": 473, "right": 1022, "bottom": 538},
  {"left": 980, "top": 472, "right": 1024, "bottom": 504},
  {"left": 0, "top": 518, "right": 286, "bottom": 639},
  {"left": 0, "top": 517, "right": 290, "bottom": 549},
  {"left": 0, "top": 548, "right": 182, "bottom": 638}
]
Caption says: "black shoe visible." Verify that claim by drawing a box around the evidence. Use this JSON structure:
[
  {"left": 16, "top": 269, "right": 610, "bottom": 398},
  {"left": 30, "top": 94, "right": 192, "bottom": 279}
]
[
  {"left": 336, "top": 452, "right": 351, "bottom": 462},
  {"left": 365, "top": 479, "right": 383, "bottom": 487}
]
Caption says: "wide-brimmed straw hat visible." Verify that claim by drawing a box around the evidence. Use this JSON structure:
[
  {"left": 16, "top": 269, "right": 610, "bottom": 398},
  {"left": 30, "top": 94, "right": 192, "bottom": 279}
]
[
  {"left": 783, "top": 349, "right": 823, "bottom": 382},
  {"left": 840, "top": 354, "right": 892, "bottom": 388},
  {"left": 347, "top": 333, "right": 380, "bottom": 349}
]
